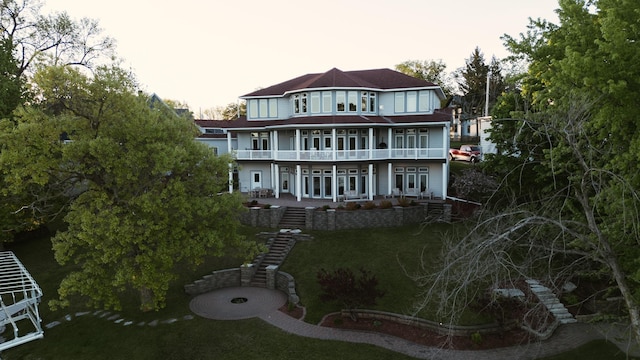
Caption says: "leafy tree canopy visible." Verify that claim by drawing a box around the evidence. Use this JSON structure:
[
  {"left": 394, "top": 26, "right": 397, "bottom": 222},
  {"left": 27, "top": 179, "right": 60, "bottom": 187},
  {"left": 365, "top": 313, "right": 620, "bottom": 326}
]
[
  {"left": 0, "top": 64, "right": 256, "bottom": 311},
  {"left": 395, "top": 59, "right": 455, "bottom": 97},
  {"left": 478, "top": 0, "right": 640, "bottom": 343}
]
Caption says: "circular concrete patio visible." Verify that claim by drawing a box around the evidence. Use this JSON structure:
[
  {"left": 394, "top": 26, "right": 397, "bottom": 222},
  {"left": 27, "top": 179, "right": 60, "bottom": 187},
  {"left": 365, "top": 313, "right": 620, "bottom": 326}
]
[{"left": 189, "top": 287, "right": 287, "bottom": 320}]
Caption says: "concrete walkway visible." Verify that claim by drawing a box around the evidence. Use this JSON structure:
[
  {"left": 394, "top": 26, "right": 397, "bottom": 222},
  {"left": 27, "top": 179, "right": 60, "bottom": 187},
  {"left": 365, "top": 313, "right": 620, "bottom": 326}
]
[{"left": 190, "top": 287, "right": 638, "bottom": 359}]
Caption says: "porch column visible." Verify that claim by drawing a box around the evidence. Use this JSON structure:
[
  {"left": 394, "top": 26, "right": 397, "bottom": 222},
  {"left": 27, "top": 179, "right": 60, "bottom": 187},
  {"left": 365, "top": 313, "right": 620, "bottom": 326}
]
[
  {"left": 387, "top": 162, "right": 393, "bottom": 195},
  {"left": 295, "top": 129, "right": 301, "bottom": 160},
  {"left": 274, "top": 163, "right": 280, "bottom": 199},
  {"left": 442, "top": 124, "right": 448, "bottom": 158},
  {"left": 442, "top": 162, "right": 448, "bottom": 200},
  {"left": 332, "top": 129, "right": 337, "bottom": 161},
  {"left": 270, "top": 163, "right": 275, "bottom": 192},
  {"left": 368, "top": 127, "right": 374, "bottom": 160},
  {"left": 387, "top": 128, "right": 392, "bottom": 156},
  {"left": 296, "top": 164, "right": 302, "bottom": 202},
  {"left": 368, "top": 163, "right": 374, "bottom": 200},
  {"left": 226, "top": 131, "right": 232, "bottom": 153},
  {"left": 273, "top": 130, "right": 279, "bottom": 160},
  {"left": 332, "top": 164, "right": 337, "bottom": 202}
]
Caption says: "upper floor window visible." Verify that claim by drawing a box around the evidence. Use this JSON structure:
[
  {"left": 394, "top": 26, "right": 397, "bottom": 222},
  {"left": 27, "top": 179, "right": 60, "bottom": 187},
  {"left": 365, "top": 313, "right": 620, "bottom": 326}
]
[
  {"left": 204, "top": 128, "right": 225, "bottom": 134},
  {"left": 310, "top": 92, "right": 320, "bottom": 113},
  {"left": 293, "top": 93, "right": 308, "bottom": 114},
  {"left": 251, "top": 132, "right": 269, "bottom": 150},
  {"left": 395, "top": 92, "right": 405, "bottom": 113},
  {"left": 322, "top": 92, "right": 332, "bottom": 113},
  {"left": 248, "top": 98, "right": 278, "bottom": 119},
  {"left": 336, "top": 91, "right": 346, "bottom": 112},
  {"left": 395, "top": 90, "right": 432, "bottom": 113},
  {"left": 406, "top": 91, "right": 417, "bottom": 112},
  {"left": 361, "top": 92, "right": 377, "bottom": 113},
  {"left": 347, "top": 91, "right": 357, "bottom": 112},
  {"left": 419, "top": 91, "right": 430, "bottom": 112}
]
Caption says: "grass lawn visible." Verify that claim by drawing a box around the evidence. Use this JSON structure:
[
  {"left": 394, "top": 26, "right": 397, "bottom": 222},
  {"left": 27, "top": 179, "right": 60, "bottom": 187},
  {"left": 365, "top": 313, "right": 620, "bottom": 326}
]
[
  {"left": 280, "top": 224, "right": 468, "bottom": 324},
  {"left": 1, "top": 224, "right": 635, "bottom": 359}
]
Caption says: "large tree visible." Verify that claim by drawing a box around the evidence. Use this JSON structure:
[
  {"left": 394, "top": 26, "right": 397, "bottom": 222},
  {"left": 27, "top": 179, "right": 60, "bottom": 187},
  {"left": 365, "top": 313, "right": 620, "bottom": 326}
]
[
  {"left": 1, "top": 0, "right": 115, "bottom": 76},
  {"left": 0, "top": 37, "right": 22, "bottom": 118},
  {"left": 395, "top": 59, "right": 455, "bottom": 98},
  {"left": 0, "top": 35, "right": 31, "bottom": 246},
  {"left": 444, "top": 0, "right": 640, "bottom": 344},
  {"left": 418, "top": 97, "right": 640, "bottom": 341},
  {"left": 0, "top": 65, "right": 255, "bottom": 311},
  {"left": 454, "top": 47, "right": 505, "bottom": 117},
  {"left": 0, "top": 0, "right": 115, "bottom": 246}
]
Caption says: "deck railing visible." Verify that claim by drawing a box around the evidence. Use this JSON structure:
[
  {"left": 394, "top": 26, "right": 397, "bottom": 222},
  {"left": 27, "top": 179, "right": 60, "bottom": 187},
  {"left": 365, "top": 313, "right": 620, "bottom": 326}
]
[{"left": 234, "top": 148, "right": 446, "bottom": 161}]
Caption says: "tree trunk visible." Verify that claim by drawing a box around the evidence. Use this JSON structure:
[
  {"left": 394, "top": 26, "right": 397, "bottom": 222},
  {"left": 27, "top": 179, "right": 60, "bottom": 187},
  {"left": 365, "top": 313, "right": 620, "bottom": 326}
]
[
  {"left": 608, "top": 253, "right": 640, "bottom": 345},
  {"left": 577, "top": 186, "right": 640, "bottom": 344},
  {"left": 139, "top": 287, "right": 155, "bottom": 312}
]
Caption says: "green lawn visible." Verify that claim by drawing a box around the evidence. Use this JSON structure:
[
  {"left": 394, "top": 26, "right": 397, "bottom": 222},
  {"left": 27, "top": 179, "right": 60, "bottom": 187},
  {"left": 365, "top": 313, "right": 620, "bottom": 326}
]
[
  {"left": 1, "top": 224, "right": 635, "bottom": 359},
  {"left": 280, "top": 224, "right": 456, "bottom": 323}
]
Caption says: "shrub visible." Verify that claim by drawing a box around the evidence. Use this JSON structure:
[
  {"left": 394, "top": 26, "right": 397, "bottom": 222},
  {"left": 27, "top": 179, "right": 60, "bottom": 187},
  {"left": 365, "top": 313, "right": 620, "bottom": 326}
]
[
  {"left": 471, "top": 331, "right": 483, "bottom": 346},
  {"left": 378, "top": 200, "right": 393, "bottom": 209},
  {"left": 316, "top": 267, "right": 385, "bottom": 320},
  {"left": 345, "top": 202, "right": 361, "bottom": 211},
  {"left": 321, "top": 205, "right": 331, "bottom": 211},
  {"left": 362, "top": 201, "right": 377, "bottom": 210},
  {"left": 250, "top": 200, "right": 258, "bottom": 206},
  {"left": 263, "top": 204, "right": 271, "bottom": 209},
  {"left": 397, "top": 198, "right": 411, "bottom": 207}
]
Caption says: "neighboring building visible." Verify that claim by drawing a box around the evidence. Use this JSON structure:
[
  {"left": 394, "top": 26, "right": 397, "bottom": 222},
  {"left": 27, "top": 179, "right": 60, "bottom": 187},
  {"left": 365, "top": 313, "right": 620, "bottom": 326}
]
[
  {"left": 478, "top": 116, "right": 496, "bottom": 158},
  {"left": 195, "top": 67, "right": 451, "bottom": 202}
]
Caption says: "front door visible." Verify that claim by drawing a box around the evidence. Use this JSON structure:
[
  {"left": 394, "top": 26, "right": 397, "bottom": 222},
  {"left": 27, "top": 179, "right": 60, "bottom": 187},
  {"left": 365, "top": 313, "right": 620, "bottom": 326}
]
[
  {"left": 250, "top": 171, "right": 262, "bottom": 190},
  {"left": 280, "top": 168, "right": 290, "bottom": 194}
]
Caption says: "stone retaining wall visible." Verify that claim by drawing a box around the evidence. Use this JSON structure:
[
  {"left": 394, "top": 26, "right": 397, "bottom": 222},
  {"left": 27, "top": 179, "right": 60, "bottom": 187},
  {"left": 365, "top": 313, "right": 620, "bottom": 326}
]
[
  {"left": 239, "top": 203, "right": 451, "bottom": 230},
  {"left": 184, "top": 266, "right": 299, "bottom": 306},
  {"left": 342, "top": 309, "right": 516, "bottom": 337},
  {"left": 238, "top": 206, "right": 286, "bottom": 228},
  {"left": 184, "top": 268, "right": 241, "bottom": 295}
]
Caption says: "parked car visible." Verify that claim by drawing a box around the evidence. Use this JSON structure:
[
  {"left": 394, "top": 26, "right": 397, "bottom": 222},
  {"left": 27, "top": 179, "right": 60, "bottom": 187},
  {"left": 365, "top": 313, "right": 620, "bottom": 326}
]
[{"left": 449, "top": 145, "right": 482, "bottom": 163}]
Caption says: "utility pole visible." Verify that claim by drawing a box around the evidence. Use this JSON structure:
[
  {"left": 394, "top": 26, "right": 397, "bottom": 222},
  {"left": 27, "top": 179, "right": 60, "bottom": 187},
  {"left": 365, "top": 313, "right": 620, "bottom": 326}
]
[{"left": 484, "top": 70, "right": 491, "bottom": 117}]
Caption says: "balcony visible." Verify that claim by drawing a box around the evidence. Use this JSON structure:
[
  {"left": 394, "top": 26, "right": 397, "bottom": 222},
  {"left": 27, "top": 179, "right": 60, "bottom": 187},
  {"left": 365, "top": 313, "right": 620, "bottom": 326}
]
[{"left": 234, "top": 148, "right": 446, "bottom": 161}]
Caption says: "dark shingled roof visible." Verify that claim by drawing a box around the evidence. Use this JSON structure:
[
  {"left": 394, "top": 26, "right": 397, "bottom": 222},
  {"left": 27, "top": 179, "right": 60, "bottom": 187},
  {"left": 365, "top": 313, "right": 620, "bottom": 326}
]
[
  {"left": 195, "top": 110, "right": 451, "bottom": 132},
  {"left": 242, "top": 68, "right": 438, "bottom": 98}
]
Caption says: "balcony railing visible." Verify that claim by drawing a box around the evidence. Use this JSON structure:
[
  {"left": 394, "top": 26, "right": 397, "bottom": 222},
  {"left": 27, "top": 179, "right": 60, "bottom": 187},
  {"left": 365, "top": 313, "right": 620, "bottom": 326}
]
[{"left": 234, "top": 148, "right": 446, "bottom": 161}]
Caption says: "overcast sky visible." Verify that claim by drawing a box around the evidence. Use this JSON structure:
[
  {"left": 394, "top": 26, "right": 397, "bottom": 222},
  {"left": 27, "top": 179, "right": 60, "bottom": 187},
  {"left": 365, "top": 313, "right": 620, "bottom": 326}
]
[{"left": 43, "top": 0, "right": 559, "bottom": 116}]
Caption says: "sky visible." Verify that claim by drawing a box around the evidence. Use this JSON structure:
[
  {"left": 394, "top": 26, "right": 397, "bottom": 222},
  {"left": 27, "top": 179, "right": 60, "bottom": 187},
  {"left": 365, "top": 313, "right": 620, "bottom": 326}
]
[{"left": 42, "top": 0, "right": 560, "bottom": 117}]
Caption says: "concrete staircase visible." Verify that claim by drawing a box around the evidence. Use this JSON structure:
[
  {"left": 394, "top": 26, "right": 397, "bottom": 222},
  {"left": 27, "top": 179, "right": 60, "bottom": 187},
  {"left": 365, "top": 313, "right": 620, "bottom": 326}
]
[
  {"left": 278, "top": 207, "right": 306, "bottom": 229},
  {"left": 251, "top": 231, "right": 296, "bottom": 287},
  {"left": 526, "top": 279, "right": 577, "bottom": 324}
]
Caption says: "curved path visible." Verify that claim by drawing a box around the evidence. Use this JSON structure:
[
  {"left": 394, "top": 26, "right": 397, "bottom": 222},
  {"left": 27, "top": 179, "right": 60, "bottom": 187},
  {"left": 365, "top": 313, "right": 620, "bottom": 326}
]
[{"left": 190, "top": 287, "right": 636, "bottom": 359}]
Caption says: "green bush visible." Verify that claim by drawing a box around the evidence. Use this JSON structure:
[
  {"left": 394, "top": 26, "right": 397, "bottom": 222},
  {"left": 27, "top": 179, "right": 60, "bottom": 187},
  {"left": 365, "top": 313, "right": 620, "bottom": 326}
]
[
  {"left": 471, "top": 331, "right": 483, "bottom": 345},
  {"left": 316, "top": 267, "right": 385, "bottom": 315},
  {"left": 362, "top": 201, "right": 377, "bottom": 210},
  {"left": 379, "top": 200, "right": 393, "bottom": 209}
]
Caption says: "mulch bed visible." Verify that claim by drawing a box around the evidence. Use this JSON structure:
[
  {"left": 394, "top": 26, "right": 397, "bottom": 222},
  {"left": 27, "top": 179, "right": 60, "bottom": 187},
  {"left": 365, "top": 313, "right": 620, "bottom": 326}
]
[{"left": 278, "top": 306, "right": 533, "bottom": 350}]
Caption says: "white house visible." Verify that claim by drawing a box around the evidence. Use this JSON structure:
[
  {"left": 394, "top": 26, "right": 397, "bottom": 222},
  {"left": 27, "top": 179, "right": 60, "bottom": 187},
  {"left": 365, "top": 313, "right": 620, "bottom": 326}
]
[{"left": 195, "top": 68, "right": 451, "bottom": 202}]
